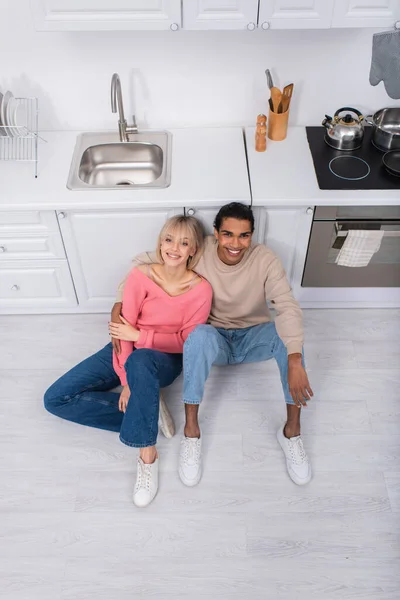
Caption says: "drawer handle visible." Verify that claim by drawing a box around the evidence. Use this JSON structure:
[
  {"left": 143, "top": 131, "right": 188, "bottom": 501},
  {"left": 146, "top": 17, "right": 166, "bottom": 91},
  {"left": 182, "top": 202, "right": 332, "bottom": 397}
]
[
  {"left": 58, "top": 212, "right": 66, "bottom": 219},
  {"left": 170, "top": 23, "right": 179, "bottom": 31},
  {"left": 261, "top": 21, "right": 270, "bottom": 30},
  {"left": 0, "top": 246, "right": 6, "bottom": 253},
  {"left": 11, "top": 285, "right": 20, "bottom": 292},
  {"left": 247, "top": 22, "right": 256, "bottom": 31},
  {"left": 186, "top": 208, "right": 196, "bottom": 216}
]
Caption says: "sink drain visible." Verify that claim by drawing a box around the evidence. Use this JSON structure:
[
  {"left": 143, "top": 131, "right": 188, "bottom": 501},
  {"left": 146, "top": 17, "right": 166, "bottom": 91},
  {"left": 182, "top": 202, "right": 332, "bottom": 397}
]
[{"left": 116, "top": 180, "right": 135, "bottom": 186}]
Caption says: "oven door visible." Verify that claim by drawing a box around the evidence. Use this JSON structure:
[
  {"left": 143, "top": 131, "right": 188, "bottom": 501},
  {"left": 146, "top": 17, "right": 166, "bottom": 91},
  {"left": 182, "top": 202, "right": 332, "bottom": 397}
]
[{"left": 302, "top": 215, "right": 400, "bottom": 288}]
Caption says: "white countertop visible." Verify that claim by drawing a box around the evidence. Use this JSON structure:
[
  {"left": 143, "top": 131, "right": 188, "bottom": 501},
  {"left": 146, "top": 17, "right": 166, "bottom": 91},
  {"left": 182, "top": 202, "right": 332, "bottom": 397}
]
[
  {"left": 1, "top": 126, "right": 399, "bottom": 211},
  {"left": 0, "top": 128, "right": 251, "bottom": 211},
  {"left": 245, "top": 127, "right": 400, "bottom": 207}
]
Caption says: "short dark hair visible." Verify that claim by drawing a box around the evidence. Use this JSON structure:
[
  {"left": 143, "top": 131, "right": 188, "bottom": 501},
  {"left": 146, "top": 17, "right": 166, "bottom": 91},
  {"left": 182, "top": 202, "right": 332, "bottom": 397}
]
[{"left": 214, "top": 202, "right": 255, "bottom": 233}]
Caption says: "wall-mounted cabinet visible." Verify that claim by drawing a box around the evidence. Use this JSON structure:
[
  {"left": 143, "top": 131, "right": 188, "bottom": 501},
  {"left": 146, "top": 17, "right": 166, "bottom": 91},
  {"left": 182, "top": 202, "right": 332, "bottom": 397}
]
[
  {"left": 31, "top": 0, "right": 400, "bottom": 30},
  {"left": 31, "top": 0, "right": 182, "bottom": 31},
  {"left": 258, "top": 0, "right": 335, "bottom": 30},
  {"left": 182, "top": 0, "right": 259, "bottom": 30},
  {"left": 332, "top": 0, "right": 400, "bottom": 28}
]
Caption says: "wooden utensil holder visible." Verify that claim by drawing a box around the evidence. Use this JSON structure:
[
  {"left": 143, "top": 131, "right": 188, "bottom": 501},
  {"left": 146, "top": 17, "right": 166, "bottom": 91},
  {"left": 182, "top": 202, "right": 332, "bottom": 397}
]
[{"left": 268, "top": 108, "right": 289, "bottom": 141}]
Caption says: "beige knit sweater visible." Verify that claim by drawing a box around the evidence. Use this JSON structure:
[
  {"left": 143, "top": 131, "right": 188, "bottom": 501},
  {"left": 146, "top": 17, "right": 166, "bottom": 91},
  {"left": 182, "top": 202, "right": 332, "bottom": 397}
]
[{"left": 116, "top": 236, "right": 304, "bottom": 355}]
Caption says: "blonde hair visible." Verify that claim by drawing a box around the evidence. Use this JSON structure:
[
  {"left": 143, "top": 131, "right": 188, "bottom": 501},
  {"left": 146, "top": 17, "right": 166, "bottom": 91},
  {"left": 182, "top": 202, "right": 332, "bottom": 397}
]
[{"left": 156, "top": 215, "right": 205, "bottom": 270}]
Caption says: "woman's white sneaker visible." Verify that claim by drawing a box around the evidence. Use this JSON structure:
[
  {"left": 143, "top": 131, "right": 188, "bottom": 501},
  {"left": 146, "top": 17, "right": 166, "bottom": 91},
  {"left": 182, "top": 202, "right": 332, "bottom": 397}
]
[
  {"left": 158, "top": 392, "right": 175, "bottom": 439},
  {"left": 133, "top": 456, "right": 159, "bottom": 507},
  {"left": 179, "top": 436, "right": 202, "bottom": 487},
  {"left": 277, "top": 426, "right": 312, "bottom": 485}
]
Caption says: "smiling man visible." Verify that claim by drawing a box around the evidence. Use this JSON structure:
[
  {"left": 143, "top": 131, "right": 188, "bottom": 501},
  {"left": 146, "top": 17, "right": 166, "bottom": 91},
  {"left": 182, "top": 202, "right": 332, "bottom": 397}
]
[{"left": 113, "top": 202, "right": 313, "bottom": 488}]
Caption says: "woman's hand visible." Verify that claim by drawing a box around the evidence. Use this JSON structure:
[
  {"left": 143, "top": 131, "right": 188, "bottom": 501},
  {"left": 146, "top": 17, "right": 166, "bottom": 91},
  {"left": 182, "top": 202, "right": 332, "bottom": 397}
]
[
  {"left": 119, "top": 385, "right": 130, "bottom": 413},
  {"left": 109, "top": 316, "right": 140, "bottom": 342}
]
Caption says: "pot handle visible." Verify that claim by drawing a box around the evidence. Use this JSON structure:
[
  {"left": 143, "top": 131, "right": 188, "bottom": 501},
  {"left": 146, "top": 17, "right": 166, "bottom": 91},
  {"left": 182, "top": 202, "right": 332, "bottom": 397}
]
[
  {"left": 334, "top": 107, "right": 363, "bottom": 119},
  {"left": 365, "top": 115, "right": 374, "bottom": 125}
]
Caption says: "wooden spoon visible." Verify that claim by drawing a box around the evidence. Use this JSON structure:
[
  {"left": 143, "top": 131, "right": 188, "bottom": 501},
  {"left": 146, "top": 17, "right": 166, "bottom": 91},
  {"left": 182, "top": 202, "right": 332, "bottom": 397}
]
[
  {"left": 278, "top": 83, "right": 294, "bottom": 114},
  {"left": 270, "top": 86, "right": 282, "bottom": 113}
]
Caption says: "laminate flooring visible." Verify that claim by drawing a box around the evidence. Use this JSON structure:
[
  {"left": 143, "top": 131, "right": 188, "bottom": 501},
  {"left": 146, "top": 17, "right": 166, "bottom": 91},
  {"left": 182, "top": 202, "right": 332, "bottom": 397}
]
[{"left": 1, "top": 309, "right": 399, "bottom": 600}]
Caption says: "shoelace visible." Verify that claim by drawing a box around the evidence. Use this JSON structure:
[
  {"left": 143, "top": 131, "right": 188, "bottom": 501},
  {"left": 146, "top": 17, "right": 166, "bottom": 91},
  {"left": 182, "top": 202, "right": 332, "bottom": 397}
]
[
  {"left": 287, "top": 436, "right": 307, "bottom": 466},
  {"left": 181, "top": 438, "right": 201, "bottom": 466},
  {"left": 135, "top": 460, "right": 153, "bottom": 492}
]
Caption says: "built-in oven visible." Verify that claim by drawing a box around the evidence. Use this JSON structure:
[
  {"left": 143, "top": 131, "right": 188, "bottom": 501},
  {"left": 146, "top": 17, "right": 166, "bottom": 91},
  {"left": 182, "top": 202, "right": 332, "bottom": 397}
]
[{"left": 302, "top": 206, "right": 400, "bottom": 287}]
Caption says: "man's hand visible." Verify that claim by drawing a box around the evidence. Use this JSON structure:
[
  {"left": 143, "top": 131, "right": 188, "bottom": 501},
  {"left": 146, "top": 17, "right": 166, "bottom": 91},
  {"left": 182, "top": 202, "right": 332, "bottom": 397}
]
[
  {"left": 109, "top": 316, "right": 140, "bottom": 342},
  {"left": 288, "top": 353, "right": 313, "bottom": 408},
  {"left": 119, "top": 385, "right": 130, "bottom": 413},
  {"left": 110, "top": 303, "right": 123, "bottom": 354}
]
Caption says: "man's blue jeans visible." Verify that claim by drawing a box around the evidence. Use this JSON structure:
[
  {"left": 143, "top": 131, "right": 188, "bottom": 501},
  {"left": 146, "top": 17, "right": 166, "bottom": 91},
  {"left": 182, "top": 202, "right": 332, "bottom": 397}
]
[
  {"left": 44, "top": 343, "right": 182, "bottom": 447},
  {"left": 183, "top": 322, "right": 300, "bottom": 406}
]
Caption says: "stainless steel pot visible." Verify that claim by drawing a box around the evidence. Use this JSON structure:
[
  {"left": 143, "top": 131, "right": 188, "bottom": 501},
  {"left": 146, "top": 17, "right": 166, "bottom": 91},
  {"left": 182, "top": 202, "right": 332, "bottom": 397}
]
[{"left": 365, "top": 107, "right": 400, "bottom": 152}]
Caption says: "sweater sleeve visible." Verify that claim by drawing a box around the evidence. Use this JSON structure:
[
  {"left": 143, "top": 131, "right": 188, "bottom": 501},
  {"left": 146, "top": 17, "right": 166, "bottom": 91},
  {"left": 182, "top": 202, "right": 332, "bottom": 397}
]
[
  {"left": 264, "top": 255, "right": 304, "bottom": 355},
  {"left": 115, "top": 251, "right": 158, "bottom": 302},
  {"left": 112, "top": 268, "right": 147, "bottom": 386},
  {"left": 135, "top": 283, "right": 213, "bottom": 354}
]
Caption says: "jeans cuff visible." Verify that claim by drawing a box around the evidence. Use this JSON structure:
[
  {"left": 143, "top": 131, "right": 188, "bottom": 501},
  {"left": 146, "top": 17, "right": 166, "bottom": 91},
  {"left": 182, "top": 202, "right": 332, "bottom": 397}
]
[
  {"left": 119, "top": 435, "right": 157, "bottom": 448},
  {"left": 182, "top": 398, "right": 201, "bottom": 405}
]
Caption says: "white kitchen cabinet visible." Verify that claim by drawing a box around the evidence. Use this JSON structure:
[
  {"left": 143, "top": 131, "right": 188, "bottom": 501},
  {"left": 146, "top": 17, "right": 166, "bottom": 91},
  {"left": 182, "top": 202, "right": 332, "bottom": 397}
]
[
  {"left": 261, "top": 207, "right": 311, "bottom": 282},
  {"left": 31, "top": 0, "right": 182, "bottom": 31},
  {"left": 184, "top": 205, "right": 266, "bottom": 242},
  {"left": 0, "top": 232, "right": 66, "bottom": 260},
  {"left": 185, "top": 206, "right": 219, "bottom": 233},
  {"left": 0, "top": 260, "right": 77, "bottom": 310},
  {"left": 182, "top": 0, "right": 259, "bottom": 30},
  {"left": 57, "top": 208, "right": 179, "bottom": 311},
  {"left": 0, "top": 210, "right": 59, "bottom": 234},
  {"left": 332, "top": 0, "right": 400, "bottom": 27},
  {"left": 258, "top": 0, "right": 335, "bottom": 29}
]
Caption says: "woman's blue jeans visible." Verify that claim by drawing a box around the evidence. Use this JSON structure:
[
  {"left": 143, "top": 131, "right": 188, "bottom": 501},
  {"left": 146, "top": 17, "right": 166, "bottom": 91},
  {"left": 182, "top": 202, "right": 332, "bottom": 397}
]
[{"left": 44, "top": 343, "right": 182, "bottom": 448}]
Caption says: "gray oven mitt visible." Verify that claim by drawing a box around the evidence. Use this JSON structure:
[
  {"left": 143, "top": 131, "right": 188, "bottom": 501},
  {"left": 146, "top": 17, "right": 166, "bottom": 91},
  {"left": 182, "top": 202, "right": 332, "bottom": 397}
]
[{"left": 369, "top": 30, "right": 400, "bottom": 99}]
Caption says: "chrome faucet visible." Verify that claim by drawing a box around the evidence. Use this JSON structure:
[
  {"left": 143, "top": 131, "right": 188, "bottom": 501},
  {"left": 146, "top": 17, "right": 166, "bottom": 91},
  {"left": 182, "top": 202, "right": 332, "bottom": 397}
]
[{"left": 110, "top": 73, "right": 137, "bottom": 142}]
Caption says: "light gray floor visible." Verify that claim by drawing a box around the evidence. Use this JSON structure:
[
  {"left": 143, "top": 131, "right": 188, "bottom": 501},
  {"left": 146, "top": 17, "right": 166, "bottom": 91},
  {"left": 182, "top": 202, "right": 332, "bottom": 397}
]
[{"left": 1, "top": 309, "right": 399, "bottom": 600}]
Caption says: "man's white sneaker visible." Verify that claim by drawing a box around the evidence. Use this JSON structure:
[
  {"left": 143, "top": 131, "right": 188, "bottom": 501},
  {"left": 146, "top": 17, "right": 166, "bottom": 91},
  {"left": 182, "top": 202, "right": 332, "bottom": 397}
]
[
  {"left": 179, "top": 436, "right": 202, "bottom": 487},
  {"left": 277, "top": 425, "right": 312, "bottom": 486},
  {"left": 158, "top": 392, "right": 175, "bottom": 439},
  {"left": 133, "top": 456, "right": 159, "bottom": 507}
]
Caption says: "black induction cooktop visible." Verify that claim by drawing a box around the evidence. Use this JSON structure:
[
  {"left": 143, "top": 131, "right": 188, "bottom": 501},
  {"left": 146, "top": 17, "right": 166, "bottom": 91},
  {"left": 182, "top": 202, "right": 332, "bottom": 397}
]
[{"left": 306, "top": 126, "right": 400, "bottom": 190}]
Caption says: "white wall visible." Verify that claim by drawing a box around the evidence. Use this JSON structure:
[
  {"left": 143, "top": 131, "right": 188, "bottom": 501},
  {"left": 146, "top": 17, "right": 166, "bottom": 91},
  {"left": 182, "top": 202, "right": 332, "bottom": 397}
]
[{"left": 0, "top": 1, "right": 398, "bottom": 131}]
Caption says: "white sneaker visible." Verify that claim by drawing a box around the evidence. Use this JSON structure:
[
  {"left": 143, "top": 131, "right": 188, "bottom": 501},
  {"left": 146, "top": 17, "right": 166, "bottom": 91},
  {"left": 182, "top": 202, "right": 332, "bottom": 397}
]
[
  {"left": 179, "top": 436, "right": 202, "bottom": 487},
  {"left": 277, "top": 425, "right": 312, "bottom": 486},
  {"left": 158, "top": 392, "right": 175, "bottom": 439},
  {"left": 133, "top": 456, "right": 159, "bottom": 507}
]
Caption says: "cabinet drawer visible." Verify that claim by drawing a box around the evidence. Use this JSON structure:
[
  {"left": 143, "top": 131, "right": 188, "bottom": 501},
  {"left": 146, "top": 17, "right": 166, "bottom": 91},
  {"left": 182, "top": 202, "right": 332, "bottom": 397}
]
[
  {"left": 0, "top": 260, "right": 77, "bottom": 309},
  {"left": 0, "top": 211, "right": 59, "bottom": 234},
  {"left": 0, "top": 233, "right": 65, "bottom": 260}
]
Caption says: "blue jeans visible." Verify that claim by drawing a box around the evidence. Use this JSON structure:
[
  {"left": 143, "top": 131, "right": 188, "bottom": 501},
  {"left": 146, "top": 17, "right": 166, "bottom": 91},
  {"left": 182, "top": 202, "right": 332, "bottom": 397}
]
[
  {"left": 183, "top": 323, "right": 301, "bottom": 406},
  {"left": 44, "top": 343, "right": 182, "bottom": 447}
]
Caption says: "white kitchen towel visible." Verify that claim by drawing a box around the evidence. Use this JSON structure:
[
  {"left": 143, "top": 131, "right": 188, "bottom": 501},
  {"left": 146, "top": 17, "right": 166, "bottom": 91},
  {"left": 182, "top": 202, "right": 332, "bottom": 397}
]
[
  {"left": 335, "top": 230, "right": 385, "bottom": 267},
  {"left": 369, "top": 30, "right": 400, "bottom": 99}
]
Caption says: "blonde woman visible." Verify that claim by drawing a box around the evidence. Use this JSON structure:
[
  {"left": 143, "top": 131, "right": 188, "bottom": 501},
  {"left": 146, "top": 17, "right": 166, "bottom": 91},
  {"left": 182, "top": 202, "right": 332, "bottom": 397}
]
[{"left": 44, "top": 216, "right": 212, "bottom": 508}]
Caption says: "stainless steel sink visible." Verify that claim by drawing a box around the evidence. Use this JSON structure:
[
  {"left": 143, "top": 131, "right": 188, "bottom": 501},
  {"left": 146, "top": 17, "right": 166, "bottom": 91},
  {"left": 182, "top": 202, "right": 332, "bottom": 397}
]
[{"left": 67, "top": 131, "right": 172, "bottom": 190}]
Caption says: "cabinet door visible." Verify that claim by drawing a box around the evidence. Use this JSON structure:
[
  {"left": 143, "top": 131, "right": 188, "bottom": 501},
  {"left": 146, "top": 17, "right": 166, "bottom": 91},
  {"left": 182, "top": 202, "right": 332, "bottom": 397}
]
[
  {"left": 57, "top": 209, "right": 178, "bottom": 310},
  {"left": 263, "top": 208, "right": 306, "bottom": 281},
  {"left": 332, "top": 0, "right": 400, "bottom": 27},
  {"left": 259, "top": 0, "right": 334, "bottom": 29},
  {"left": 0, "top": 211, "right": 59, "bottom": 234},
  {"left": 31, "top": 0, "right": 182, "bottom": 31},
  {"left": 185, "top": 205, "right": 266, "bottom": 244},
  {"left": 0, "top": 260, "right": 77, "bottom": 311},
  {"left": 182, "top": 0, "right": 259, "bottom": 30}
]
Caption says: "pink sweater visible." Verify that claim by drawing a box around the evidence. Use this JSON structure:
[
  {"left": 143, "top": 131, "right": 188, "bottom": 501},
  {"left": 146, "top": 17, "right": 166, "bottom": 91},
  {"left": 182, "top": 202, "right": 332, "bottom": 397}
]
[{"left": 113, "top": 267, "right": 213, "bottom": 386}]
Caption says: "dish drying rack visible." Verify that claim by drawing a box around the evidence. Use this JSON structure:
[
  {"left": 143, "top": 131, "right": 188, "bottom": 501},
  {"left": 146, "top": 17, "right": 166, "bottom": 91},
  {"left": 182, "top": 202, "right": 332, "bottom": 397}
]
[{"left": 0, "top": 97, "right": 40, "bottom": 178}]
